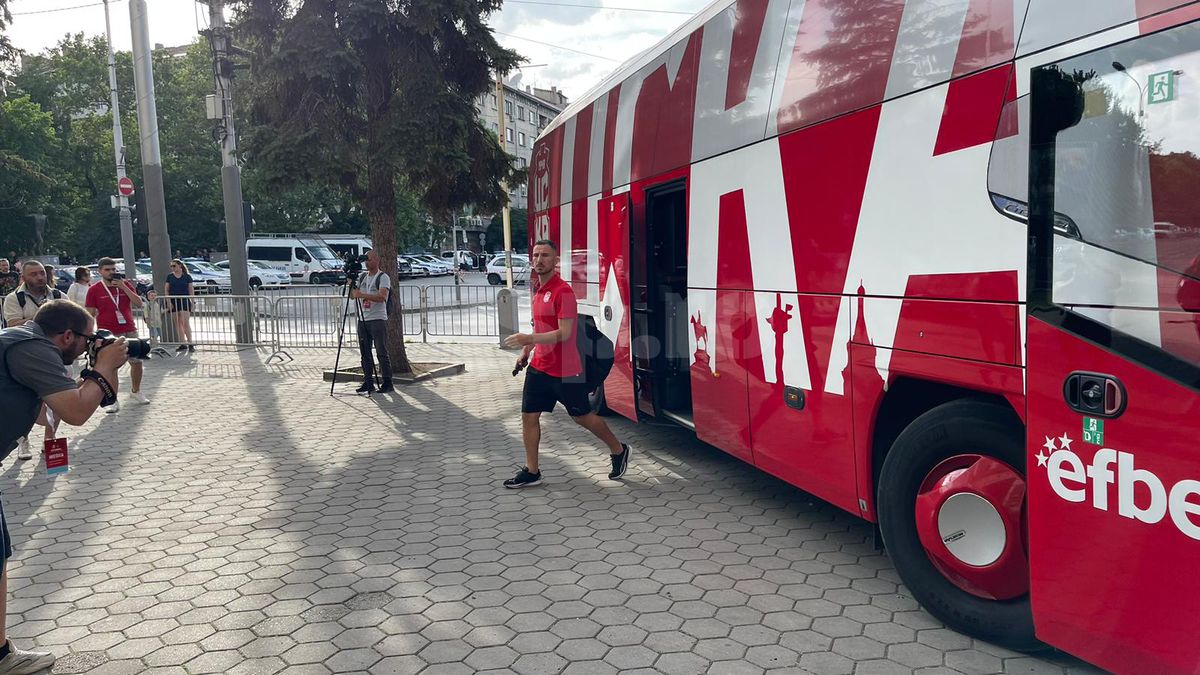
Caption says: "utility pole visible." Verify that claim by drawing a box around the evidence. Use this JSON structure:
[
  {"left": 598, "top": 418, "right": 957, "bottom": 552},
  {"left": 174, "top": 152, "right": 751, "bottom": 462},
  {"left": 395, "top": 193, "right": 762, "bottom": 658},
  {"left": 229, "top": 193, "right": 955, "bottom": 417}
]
[
  {"left": 103, "top": 0, "right": 136, "bottom": 273},
  {"left": 204, "top": 0, "right": 252, "bottom": 342},
  {"left": 495, "top": 72, "right": 514, "bottom": 288},
  {"left": 128, "top": 0, "right": 172, "bottom": 292}
]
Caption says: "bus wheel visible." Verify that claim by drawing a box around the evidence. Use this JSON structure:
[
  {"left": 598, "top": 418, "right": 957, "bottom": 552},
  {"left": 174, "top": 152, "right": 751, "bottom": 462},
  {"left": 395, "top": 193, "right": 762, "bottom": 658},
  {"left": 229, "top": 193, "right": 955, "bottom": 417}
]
[
  {"left": 877, "top": 399, "right": 1041, "bottom": 652},
  {"left": 487, "top": 273, "right": 501, "bottom": 286}
]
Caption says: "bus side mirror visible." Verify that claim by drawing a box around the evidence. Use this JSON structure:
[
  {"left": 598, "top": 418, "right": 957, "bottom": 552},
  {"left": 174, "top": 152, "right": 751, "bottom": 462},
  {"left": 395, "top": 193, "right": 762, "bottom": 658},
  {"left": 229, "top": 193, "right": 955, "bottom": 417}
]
[{"left": 1032, "top": 66, "right": 1086, "bottom": 140}]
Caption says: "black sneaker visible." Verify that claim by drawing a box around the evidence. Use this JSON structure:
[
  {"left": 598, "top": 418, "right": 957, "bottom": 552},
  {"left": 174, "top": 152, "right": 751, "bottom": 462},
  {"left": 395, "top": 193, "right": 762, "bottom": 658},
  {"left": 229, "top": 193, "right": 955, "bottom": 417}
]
[
  {"left": 355, "top": 382, "right": 375, "bottom": 394},
  {"left": 609, "top": 444, "right": 631, "bottom": 480},
  {"left": 503, "top": 467, "right": 542, "bottom": 489},
  {"left": 377, "top": 380, "right": 395, "bottom": 393},
  {"left": 175, "top": 345, "right": 187, "bottom": 353},
  {"left": 187, "top": 345, "right": 196, "bottom": 353}
]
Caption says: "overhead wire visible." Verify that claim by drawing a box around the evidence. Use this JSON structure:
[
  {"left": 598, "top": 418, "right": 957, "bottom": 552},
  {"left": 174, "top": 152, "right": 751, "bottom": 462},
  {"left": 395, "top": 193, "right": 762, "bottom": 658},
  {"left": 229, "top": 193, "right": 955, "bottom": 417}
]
[
  {"left": 504, "top": 0, "right": 694, "bottom": 15},
  {"left": 493, "top": 30, "right": 621, "bottom": 62},
  {"left": 12, "top": 0, "right": 113, "bottom": 16}
]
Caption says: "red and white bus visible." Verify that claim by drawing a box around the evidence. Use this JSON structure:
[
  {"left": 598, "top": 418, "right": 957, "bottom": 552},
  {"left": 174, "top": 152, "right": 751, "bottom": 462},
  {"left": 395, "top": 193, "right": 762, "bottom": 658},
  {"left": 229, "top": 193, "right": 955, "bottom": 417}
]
[{"left": 529, "top": 0, "right": 1200, "bottom": 671}]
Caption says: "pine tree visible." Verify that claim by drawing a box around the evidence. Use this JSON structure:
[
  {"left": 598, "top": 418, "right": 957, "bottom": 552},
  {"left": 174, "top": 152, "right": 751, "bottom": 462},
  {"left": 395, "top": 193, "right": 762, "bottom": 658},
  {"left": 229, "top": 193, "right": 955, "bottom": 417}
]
[{"left": 237, "top": 0, "right": 522, "bottom": 373}]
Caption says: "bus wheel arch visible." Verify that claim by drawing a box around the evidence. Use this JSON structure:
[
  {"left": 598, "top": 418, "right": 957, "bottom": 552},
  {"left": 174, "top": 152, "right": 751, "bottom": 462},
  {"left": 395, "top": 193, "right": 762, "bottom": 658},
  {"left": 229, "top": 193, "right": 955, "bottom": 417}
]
[{"left": 872, "top": 384, "right": 1042, "bottom": 652}]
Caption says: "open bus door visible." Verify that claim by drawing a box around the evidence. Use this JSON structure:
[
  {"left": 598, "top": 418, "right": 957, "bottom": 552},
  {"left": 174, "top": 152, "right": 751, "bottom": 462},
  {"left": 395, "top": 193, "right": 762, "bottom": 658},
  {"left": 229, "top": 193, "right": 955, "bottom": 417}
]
[
  {"left": 1026, "top": 22, "right": 1200, "bottom": 673},
  {"left": 597, "top": 193, "right": 636, "bottom": 420}
]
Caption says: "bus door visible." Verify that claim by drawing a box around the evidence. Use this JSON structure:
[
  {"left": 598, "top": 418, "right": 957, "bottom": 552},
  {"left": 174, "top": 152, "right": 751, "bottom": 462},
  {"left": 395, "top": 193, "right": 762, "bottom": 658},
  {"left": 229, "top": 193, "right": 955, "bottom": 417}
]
[
  {"left": 630, "top": 182, "right": 692, "bottom": 424},
  {"left": 1026, "top": 21, "right": 1200, "bottom": 673},
  {"left": 597, "top": 194, "right": 637, "bottom": 420}
]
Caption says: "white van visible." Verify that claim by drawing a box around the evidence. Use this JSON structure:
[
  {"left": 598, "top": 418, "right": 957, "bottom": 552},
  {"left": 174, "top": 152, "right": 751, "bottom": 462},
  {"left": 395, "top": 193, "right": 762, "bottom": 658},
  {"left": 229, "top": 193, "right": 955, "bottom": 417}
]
[
  {"left": 321, "top": 235, "right": 373, "bottom": 261},
  {"left": 246, "top": 235, "right": 345, "bottom": 285}
]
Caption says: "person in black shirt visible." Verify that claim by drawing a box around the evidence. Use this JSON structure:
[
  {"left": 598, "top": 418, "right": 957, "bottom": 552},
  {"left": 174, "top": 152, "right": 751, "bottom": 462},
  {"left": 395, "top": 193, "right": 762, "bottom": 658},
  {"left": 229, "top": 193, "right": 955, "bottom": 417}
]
[{"left": 164, "top": 259, "right": 195, "bottom": 352}]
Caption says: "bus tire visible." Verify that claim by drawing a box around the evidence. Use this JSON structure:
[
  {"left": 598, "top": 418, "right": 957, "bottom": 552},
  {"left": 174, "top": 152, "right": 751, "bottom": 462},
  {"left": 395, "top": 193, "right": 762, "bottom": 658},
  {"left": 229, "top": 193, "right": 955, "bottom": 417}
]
[
  {"left": 876, "top": 399, "right": 1042, "bottom": 653},
  {"left": 487, "top": 273, "right": 502, "bottom": 286}
]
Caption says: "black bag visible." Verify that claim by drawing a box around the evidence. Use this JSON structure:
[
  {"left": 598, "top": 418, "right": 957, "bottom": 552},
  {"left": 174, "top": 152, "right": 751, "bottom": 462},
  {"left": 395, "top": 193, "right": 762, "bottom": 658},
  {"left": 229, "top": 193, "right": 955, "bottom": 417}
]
[{"left": 576, "top": 314, "right": 614, "bottom": 389}]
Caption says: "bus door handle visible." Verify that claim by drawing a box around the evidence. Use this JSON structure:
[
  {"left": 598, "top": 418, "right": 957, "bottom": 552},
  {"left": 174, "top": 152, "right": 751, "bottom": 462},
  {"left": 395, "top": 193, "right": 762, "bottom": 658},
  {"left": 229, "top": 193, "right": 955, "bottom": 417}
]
[{"left": 1063, "top": 372, "right": 1126, "bottom": 418}]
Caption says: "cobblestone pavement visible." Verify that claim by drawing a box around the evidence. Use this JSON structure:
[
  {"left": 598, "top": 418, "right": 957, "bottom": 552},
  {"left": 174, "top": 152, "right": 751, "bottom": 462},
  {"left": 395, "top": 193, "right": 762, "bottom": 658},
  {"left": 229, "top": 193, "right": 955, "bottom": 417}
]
[{"left": 3, "top": 344, "right": 1099, "bottom": 675}]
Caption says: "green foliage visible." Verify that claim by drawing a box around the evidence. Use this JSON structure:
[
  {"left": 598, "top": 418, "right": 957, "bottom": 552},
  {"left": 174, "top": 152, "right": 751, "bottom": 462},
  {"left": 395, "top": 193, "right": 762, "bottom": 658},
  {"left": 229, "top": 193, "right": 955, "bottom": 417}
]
[{"left": 486, "top": 207, "right": 527, "bottom": 253}]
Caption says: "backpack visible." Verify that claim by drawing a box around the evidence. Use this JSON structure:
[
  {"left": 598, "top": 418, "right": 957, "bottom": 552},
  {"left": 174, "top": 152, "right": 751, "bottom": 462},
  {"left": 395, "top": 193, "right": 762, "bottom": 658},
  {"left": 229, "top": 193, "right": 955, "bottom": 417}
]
[
  {"left": 576, "top": 314, "right": 614, "bottom": 389},
  {"left": 16, "top": 288, "right": 63, "bottom": 309}
]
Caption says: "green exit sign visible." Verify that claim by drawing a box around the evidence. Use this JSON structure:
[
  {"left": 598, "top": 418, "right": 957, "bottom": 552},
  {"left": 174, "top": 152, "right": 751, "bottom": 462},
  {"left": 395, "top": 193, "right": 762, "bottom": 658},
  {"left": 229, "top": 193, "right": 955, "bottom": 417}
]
[
  {"left": 1148, "top": 70, "right": 1176, "bottom": 104},
  {"left": 1083, "top": 417, "right": 1104, "bottom": 445}
]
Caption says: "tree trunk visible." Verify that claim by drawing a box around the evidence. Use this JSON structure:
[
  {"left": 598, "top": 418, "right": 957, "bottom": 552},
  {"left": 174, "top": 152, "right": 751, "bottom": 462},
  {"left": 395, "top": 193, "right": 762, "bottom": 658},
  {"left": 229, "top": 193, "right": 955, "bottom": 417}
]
[{"left": 363, "top": 41, "right": 410, "bottom": 375}]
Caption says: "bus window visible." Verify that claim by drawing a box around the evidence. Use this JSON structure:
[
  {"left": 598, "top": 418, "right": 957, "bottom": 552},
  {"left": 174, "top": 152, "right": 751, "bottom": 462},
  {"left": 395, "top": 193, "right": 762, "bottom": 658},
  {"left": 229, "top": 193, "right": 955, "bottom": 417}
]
[{"left": 1042, "top": 20, "right": 1200, "bottom": 363}]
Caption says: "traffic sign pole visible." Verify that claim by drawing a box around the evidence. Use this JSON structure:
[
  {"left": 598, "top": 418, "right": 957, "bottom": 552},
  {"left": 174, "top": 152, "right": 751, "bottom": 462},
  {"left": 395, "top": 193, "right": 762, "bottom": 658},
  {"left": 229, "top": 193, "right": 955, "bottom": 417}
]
[{"left": 104, "top": 0, "right": 138, "bottom": 275}]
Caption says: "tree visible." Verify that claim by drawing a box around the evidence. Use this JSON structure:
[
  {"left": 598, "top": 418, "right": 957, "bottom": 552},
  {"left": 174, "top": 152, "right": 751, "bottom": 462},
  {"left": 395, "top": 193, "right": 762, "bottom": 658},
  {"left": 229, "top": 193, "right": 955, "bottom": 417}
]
[
  {"left": 486, "top": 207, "right": 527, "bottom": 254},
  {"left": 238, "top": 0, "right": 523, "bottom": 374}
]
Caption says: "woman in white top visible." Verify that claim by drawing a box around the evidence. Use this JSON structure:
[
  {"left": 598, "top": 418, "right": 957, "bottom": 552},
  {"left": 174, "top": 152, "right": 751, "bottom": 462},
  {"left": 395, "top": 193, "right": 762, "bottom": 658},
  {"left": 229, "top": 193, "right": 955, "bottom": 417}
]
[{"left": 66, "top": 266, "right": 91, "bottom": 306}]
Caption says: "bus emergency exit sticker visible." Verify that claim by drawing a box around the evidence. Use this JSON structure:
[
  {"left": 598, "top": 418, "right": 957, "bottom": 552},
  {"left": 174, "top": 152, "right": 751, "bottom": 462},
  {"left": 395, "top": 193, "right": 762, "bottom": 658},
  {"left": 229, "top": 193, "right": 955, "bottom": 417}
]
[
  {"left": 1148, "top": 70, "right": 1176, "bottom": 104},
  {"left": 1082, "top": 417, "right": 1104, "bottom": 445}
]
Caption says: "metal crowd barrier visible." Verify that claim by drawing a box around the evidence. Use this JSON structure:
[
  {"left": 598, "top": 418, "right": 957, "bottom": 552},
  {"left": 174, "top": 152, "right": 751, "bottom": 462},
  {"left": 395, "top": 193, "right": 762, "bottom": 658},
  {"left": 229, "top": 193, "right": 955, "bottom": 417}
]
[{"left": 137, "top": 285, "right": 524, "bottom": 355}]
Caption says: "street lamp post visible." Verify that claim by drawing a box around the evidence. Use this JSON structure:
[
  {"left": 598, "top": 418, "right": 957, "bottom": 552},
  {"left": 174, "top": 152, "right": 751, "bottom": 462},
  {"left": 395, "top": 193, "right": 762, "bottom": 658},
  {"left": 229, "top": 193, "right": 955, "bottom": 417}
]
[{"left": 1113, "top": 61, "right": 1145, "bottom": 117}]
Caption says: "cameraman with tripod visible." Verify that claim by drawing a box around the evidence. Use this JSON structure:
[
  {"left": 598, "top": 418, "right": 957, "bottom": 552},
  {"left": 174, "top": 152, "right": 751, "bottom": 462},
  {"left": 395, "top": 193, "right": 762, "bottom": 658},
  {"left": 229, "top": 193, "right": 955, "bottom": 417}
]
[
  {"left": 349, "top": 250, "right": 394, "bottom": 394},
  {"left": 0, "top": 299, "right": 130, "bottom": 673}
]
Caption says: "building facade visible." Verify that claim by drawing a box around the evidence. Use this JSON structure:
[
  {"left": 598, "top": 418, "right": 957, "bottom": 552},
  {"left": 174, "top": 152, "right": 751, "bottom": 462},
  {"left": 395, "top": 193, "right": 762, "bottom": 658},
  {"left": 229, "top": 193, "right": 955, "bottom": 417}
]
[{"left": 475, "top": 80, "right": 566, "bottom": 210}]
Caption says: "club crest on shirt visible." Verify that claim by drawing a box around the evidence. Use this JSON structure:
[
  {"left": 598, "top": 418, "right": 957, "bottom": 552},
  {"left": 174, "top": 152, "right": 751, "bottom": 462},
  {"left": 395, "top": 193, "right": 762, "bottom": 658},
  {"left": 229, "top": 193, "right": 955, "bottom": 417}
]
[{"left": 543, "top": 291, "right": 551, "bottom": 303}]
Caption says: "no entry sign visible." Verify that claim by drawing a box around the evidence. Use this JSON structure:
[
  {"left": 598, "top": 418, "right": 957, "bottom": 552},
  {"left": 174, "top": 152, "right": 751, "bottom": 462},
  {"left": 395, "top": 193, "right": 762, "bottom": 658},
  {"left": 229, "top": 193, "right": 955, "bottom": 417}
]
[{"left": 117, "top": 176, "right": 135, "bottom": 197}]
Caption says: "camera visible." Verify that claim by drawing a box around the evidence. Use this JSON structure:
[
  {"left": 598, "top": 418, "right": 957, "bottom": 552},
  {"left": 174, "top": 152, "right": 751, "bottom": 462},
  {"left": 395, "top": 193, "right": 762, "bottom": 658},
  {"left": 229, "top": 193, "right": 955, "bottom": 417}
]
[
  {"left": 343, "top": 253, "right": 366, "bottom": 280},
  {"left": 87, "top": 329, "right": 152, "bottom": 364},
  {"left": 111, "top": 272, "right": 125, "bottom": 281}
]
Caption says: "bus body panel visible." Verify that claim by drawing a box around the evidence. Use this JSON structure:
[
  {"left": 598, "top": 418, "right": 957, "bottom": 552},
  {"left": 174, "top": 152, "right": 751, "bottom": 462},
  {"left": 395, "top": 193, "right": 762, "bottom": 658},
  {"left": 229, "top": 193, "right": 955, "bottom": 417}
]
[{"left": 528, "top": 1, "right": 1200, "bottom": 666}]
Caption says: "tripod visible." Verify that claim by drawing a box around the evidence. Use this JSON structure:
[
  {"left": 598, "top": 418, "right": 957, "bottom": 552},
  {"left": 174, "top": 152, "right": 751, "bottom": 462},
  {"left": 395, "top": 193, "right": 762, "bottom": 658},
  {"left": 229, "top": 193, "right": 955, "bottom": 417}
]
[{"left": 330, "top": 274, "right": 380, "bottom": 396}]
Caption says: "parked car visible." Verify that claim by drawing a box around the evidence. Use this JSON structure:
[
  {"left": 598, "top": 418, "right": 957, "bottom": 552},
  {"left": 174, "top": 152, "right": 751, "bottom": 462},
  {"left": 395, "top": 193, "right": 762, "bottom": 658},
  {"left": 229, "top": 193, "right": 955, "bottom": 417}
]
[
  {"left": 399, "top": 255, "right": 433, "bottom": 277},
  {"left": 396, "top": 258, "right": 414, "bottom": 279},
  {"left": 485, "top": 254, "right": 530, "bottom": 285},
  {"left": 181, "top": 258, "right": 232, "bottom": 294},
  {"left": 214, "top": 259, "right": 292, "bottom": 288},
  {"left": 412, "top": 255, "right": 454, "bottom": 275},
  {"left": 50, "top": 268, "right": 73, "bottom": 293}
]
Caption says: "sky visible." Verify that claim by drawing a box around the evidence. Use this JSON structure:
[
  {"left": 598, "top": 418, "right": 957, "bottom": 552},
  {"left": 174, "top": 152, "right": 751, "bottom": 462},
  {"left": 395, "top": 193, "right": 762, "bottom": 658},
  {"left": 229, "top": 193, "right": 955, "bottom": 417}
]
[{"left": 6, "top": 0, "right": 714, "bottom": 103}]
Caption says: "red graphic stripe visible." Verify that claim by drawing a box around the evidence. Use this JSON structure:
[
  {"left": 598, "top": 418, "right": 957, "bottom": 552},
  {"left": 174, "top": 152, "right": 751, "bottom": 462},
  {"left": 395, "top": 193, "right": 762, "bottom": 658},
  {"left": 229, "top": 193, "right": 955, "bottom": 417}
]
[
  {"left": 775, "top": 0, "right": 906, "bottom": 134},
  {"left": 1138, "top": 1, "right": 1200, "bottom": 32},
  {"left": 778, "top": 107, "right": 881, "bottom": 385},
  {"left": 571, "top": 200, "right": 588, "bottom": 297},
  {"left": 571, "top": 104, "right": 593, "bottom": 204},
  {"left": 951, "top": 0, "right": 1015, "bottom": 78},
  {"left": 934, "top": 64, "right": 1015, "bottom": 156},
  {"left": 725, "top": 0, "right": 770, "bottom": 110},
  {"left": 602, "top": 86, "right": 620, "bottom": 193},
  {"left": 632, "top": 31, "right": 703, "bottom": 182}
]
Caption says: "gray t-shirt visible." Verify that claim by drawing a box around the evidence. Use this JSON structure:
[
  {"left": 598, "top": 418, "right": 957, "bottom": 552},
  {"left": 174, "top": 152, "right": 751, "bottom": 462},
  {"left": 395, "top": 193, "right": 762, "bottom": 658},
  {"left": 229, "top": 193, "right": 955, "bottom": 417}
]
[
  {"left": 0, "top": 323, "right": 76, "bottom": 455},
  {"left": 357, "top": 271, "right": 391, "bottom": 321}
]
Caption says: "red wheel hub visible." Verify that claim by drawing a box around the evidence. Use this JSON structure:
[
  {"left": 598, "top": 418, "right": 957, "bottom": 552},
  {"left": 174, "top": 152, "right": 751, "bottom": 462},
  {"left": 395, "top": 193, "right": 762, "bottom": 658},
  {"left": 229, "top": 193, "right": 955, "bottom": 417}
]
[{"left": 914, "top": 454, "right": 1028, "bottom": 600}]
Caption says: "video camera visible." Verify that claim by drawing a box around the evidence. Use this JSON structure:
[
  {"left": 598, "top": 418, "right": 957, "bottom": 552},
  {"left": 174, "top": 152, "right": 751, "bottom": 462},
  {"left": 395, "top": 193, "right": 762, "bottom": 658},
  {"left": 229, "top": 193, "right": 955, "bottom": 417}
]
[
  {"left": 86, "top": 329, "right": 153, "bottom": 364},
  {"left": 343, "top": 253, "right": 367, "bottom": 283}
]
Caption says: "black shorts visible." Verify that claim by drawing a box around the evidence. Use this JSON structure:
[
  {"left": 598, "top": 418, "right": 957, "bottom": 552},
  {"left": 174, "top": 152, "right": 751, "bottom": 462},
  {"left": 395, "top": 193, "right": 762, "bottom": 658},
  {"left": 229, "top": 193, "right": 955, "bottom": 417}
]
[
  {"left": 0, "top": 495, "right": 12, "bottom": 571},
  {"left": 169, "top": 298, "right": 192, "bottom": 313},
  {"left": 522, "top": 367, "right": 592, "bottom": 417}
]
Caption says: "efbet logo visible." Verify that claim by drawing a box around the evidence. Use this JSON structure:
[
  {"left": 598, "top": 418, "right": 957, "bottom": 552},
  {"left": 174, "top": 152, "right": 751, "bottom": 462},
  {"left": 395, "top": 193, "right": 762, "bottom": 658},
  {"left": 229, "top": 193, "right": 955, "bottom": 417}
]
[{"left": 1038, "top": 433, "right": 1200, "bottom": 540}]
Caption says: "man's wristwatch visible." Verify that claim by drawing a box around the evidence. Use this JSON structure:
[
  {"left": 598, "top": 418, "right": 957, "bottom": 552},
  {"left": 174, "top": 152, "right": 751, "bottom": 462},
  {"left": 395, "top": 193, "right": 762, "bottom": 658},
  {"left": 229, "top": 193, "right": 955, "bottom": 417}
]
[{"left": 80, "top": 369, "right": 117, "bottom": 406}]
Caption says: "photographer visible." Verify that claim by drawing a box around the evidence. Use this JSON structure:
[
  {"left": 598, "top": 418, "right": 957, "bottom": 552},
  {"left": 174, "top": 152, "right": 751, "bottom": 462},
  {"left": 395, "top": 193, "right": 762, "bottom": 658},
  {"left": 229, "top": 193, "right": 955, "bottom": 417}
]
[
  {"left": 0, "top": 299, "right": 130, "bottom": 673},
  {"left": 84, "top": 258, "right": 149, "bottom": 411},
  {"left": 2, "top": 261, "right": 64, "bottom": 329},
  {"left": 349, "top": 250, "right": 394, "bottom": 394}
]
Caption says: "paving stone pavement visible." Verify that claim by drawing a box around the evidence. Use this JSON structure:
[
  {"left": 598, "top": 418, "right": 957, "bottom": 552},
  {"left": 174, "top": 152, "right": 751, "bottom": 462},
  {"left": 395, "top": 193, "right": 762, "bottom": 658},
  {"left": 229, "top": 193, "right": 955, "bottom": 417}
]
[{"left": 0, "top": 344, "right": 1101, "bottom": 675}]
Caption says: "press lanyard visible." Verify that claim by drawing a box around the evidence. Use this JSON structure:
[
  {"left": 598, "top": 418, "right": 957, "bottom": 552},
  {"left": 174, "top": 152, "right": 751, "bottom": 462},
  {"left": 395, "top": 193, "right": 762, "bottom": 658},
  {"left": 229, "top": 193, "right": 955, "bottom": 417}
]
[{"left": 103, "top": 282, "right": 123, "bottom": 309}]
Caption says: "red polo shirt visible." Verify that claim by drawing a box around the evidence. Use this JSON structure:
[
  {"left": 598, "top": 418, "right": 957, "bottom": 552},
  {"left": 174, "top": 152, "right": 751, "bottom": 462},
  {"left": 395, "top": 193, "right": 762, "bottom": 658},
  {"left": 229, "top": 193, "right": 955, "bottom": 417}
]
[
  {"left": 85, "top": 281, "right": 136, "bottom": 333},
  {"left": 530, "top": 274, "right": 582, "bottom": 378}
]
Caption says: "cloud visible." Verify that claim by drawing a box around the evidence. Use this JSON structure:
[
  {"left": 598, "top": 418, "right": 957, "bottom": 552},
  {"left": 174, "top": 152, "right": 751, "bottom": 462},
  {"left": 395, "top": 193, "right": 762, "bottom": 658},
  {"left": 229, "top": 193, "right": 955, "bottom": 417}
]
[{"left": 490, "top": 0, "right": 713, "bottom": 102}]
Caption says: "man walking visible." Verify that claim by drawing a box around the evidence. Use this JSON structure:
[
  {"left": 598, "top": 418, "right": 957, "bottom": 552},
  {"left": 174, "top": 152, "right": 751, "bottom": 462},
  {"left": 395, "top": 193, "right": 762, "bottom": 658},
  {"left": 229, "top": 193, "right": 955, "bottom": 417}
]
[
  {"left": 502, "top": 240, "right": 630, "bottom": 488},
  {"left": 84, "top": 258, "right": 150, "bottom": 411},
  {"left": 349, "top": 250, "right": 393, "bottom": 394}
]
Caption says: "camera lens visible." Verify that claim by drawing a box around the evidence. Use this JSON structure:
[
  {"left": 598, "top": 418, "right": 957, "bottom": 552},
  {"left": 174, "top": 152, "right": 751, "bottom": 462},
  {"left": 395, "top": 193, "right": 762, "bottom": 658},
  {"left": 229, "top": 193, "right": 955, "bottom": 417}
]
[{"left": 127, "top": 338, "right": 153, "bottom": 359}]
